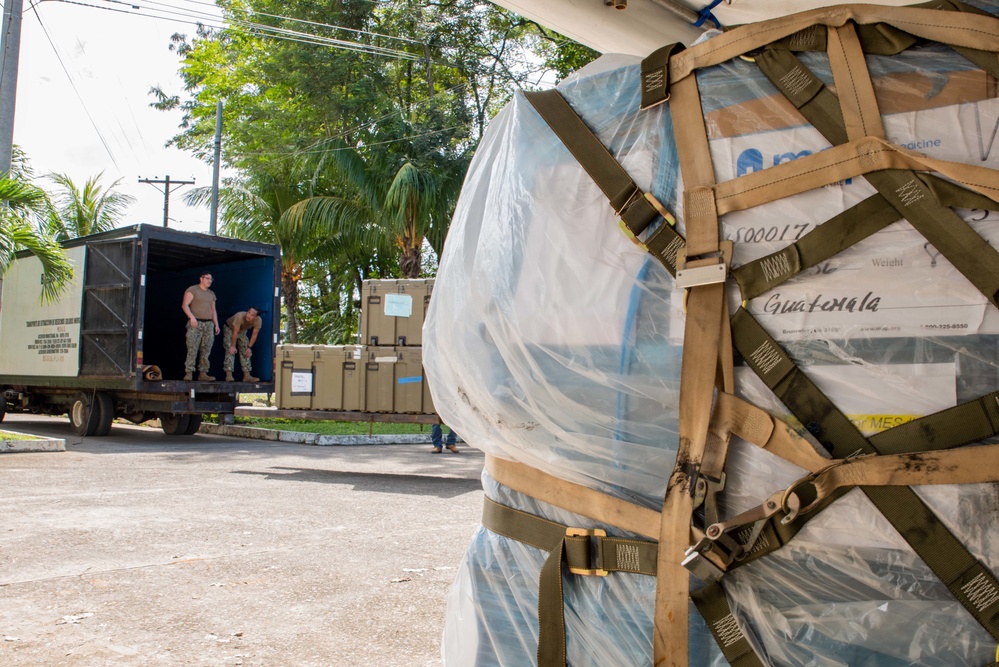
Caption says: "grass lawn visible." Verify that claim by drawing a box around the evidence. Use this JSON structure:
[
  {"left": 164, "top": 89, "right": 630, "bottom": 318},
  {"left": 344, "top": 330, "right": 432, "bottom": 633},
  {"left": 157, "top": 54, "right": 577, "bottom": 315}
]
[
  {"left": 232, "top": 418, "right": 432, "bottom": 436},
  {"left": 0, "top": 430, "right": 42, "bottom": 441},
  {"left": 232, "top": 393, "right": 436, "bottom": 435}
]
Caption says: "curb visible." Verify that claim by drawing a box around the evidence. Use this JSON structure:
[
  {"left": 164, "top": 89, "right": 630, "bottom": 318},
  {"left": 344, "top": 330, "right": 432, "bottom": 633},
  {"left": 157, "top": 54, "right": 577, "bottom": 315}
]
[
  {"left": 200, "top": 422, "right": 461, "bottom": 447},
  {"left": 0, "top": 435, "right": 66, "bottom": 453}
]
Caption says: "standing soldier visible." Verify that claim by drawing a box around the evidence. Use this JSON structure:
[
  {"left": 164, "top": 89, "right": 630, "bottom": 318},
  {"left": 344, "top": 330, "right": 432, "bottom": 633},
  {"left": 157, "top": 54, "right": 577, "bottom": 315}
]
[
  {"left": 181, "top": 272, "right": 219, "bottom": 381},
  {"left": 223, "top": 307, "right": 262, "bottom": 382}
]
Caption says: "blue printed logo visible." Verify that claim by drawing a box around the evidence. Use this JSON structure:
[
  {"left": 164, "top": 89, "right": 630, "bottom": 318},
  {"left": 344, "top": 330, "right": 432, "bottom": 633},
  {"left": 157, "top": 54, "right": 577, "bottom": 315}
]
[{"left": 736, "top": 148, "right": 763, "bottom": 176}]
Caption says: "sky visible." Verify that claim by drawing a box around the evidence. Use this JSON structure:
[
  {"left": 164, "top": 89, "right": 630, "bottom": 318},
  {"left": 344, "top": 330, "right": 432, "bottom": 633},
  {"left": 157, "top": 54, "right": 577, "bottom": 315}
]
[{"left": 14, "top": 0, "right": 224, "bottom": 234}]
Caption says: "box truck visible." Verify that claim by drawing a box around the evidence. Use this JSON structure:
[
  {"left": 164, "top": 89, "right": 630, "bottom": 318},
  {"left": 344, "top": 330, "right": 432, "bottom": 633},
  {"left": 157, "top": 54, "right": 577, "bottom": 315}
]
[{"left": 0, "top": 224, "right": 280, "bottom": 436}]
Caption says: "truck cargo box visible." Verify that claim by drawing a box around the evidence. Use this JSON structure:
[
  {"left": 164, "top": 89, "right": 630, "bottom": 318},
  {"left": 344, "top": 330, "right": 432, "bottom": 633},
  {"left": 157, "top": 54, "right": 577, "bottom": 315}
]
[{"left": 0, "top": 224, "right": 280, "bottom": 435}]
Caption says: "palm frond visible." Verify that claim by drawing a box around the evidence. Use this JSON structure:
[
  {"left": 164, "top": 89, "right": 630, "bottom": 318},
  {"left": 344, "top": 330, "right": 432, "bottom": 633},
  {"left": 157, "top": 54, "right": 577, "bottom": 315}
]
[{"left": 0, "top": 219, "right": 74, "bottom": 303}]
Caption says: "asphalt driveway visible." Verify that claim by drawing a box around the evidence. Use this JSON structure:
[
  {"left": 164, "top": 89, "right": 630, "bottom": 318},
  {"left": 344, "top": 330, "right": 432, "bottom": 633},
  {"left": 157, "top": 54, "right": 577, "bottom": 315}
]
[{"left": 0, "top": 414, "right": 484, "bottom": 666}]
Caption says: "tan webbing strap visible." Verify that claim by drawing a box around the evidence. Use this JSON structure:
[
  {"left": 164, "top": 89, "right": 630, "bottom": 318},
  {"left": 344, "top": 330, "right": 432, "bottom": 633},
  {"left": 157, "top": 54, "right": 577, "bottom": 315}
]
[
  {"left": 481, "top": 496, "right": 659, "bottom": 667},
  {"left": 485, "top": 455, "right": 661, "bottom": 540},
  {"left": 712, "top": 392, "right": 831, "bottom": 473},
  {"left": 934, "top": 0, "right": 999, "bottom": 79},
  {"left": 666, "top": 4, "right": 999, "bottom": 84},
  {"left": 731, "top": 307, "right": 999, "bottom": 639},
  {"left": 655, "top": 283, "right": 725, "bottom": 667},
  {"left": 655, "top": 60, "right": 730, "bottom": 667},
  {"left": 826, "top": 22, "right": 885, "bottom": 141},
  {"left": 755, "top": 47, "right": 999, "bottom": 308},
  {"left": 712, "top": 135, "right": 999, "bottom": 214},
  {"left": 764, "top": 1, "right": 988, "bottom": 56},
  {"left": 789, "top": 444, "right": 999, "bottom": 517}
]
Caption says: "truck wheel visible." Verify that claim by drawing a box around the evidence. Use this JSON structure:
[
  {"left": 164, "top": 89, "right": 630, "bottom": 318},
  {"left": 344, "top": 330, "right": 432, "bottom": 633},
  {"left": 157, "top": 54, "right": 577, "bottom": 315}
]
[
  {"left": 92, "top": 392, "right": 115, "bottom": 437},
  {"left": 160, "top": 413, "right": 191, "bottom": 436},
  {"left": 184, "top": 414, "right": 203, "bottom": 435},
  {"left": 0, "top": 398, "right": 5, "bottom": 423},
  {"left": 69, "top": 393, "right": 99, "bottom": 437}
]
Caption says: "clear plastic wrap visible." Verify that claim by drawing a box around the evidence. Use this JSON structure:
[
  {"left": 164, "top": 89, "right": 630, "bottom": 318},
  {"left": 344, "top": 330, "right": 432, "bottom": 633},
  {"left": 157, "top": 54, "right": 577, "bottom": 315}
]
[{"left": 424, "top": 9, "right": 999, "bottom": 665}]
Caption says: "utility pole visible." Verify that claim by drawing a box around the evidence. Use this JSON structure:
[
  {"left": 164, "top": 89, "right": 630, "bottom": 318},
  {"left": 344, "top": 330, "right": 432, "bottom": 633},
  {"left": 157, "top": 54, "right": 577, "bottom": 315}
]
[
  {"left": 209, "top": 101, "right": 222, "bottom": 236},
  {"left": 138, "top": 175, "right": 195, "bottom": 228},
  {"left": 0, "top": 0, "right": 23, "bottom": 175}
]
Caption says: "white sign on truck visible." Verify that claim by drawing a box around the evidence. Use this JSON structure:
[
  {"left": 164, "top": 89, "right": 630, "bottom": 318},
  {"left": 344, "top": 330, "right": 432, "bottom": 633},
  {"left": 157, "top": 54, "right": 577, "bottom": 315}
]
[{"left": 0, "top": 245, "right": 86, "bottom": 377}]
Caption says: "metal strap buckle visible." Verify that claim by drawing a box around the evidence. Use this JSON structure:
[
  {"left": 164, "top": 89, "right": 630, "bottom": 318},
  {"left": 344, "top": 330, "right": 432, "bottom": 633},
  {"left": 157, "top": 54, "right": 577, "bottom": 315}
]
[
  {"left": 675, "top": 240, "right": 733, "bottom": 290},
  {"left": 683, "top": 539, "right": 726, "bottom": 582},
  {"left": 617, "top": 192, "right": 677, "bottom": 249},
  {"left": 565, "top": 527, "right": 609, "bottom": 576}
]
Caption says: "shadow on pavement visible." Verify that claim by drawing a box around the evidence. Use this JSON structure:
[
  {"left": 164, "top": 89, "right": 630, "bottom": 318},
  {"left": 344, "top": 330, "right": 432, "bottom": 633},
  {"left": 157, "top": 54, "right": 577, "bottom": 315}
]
[{"left": 232, "top": 466, "right": 483, "bottom": 499}]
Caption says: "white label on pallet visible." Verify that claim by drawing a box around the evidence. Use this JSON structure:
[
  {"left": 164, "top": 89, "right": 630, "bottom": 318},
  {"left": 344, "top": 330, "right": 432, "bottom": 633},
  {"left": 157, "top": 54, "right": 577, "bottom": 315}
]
[
  {"left": 666, "top": 97, "right": 999, "bottom": 343},
  {"left": 384, "top": 293, "right": 413, "bottom": 318},
  {"left": 291, "top": 370, "right": 313, "bottom": 394}
]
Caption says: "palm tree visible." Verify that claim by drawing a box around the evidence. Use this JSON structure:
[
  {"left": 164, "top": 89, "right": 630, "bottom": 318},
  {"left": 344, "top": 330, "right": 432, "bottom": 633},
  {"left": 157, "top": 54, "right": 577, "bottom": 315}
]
[
  {"left": 383, "top": 160, "right": 463, "bottom": 278},
  {"left": 45, "top": 172, "right": 135, "bottom": 241},
  {"left": 290, "top": 141, "right": 467, "bottom": 279},
  {"left": 186, "top": 175, "right": 392, "bottom": 343},
  {"left": 0, "top": 174, "right": 74, "bottom": 302}
]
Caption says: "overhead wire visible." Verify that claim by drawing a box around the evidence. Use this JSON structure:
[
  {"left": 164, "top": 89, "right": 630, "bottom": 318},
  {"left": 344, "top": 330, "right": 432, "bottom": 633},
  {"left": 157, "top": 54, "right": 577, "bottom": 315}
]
[
  {"left": 163, "top": 0, "right": 428, "bottom": 46},
  {"left": 95, "top": 0, "right": 426, "bottom": 60},
  {"left": 28, "top": 1, "right": 120, "bottom": 168},
  {"left": 30, "top": 0, "right": 550, "bottom": 170}
]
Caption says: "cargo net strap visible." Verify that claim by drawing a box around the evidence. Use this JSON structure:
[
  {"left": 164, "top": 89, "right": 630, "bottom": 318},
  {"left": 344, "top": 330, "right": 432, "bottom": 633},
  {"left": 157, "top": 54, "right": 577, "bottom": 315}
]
[
  {"left": 481, "top": 437, "right": 999, "bottom": 667},
  {"left": 653, "top": 2, "right": 999, "bottom": 665},
  {"left": 524, "top": 1, "right": 999, "bottom": 663}
]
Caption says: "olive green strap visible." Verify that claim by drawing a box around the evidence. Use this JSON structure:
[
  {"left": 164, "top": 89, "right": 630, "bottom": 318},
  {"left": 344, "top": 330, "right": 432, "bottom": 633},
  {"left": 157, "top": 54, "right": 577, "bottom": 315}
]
[
  {"left": 730, "top": 307, "right": 999, "bottom": 639},
  {"left": 732, "top": 193, "right": 899, "bottom": 301},
  {"left": 934, "top": 0, "right": 999, "bottom": 79},
  {"left": 690, "top": 582, "right": 766, "bottom": 667},
  {"left": 733, "top": 173, "right": 999, "bottom": 301},
  {"left": 731, "top": 308, "right": 999, "bottom": 458},
  {"left": 522, "top": 89, "right": 671, "bottom": 238},
  {"left": 756, "top": 47, "right": 999, "bottom": 308},
  {"left": 481, "top": 497, "right": 658, "bottom": 667},
  {"left": 640, "top": 42, "right": 687, "bottom": 110}
]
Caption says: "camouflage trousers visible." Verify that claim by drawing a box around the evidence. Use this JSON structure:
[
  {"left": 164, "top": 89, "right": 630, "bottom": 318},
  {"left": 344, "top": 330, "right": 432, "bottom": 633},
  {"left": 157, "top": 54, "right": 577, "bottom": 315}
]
[
  {"left": 222, "top": 324, "right": 252, "bottom": 373},
  {"left": 185, "top": 320, "right": 215, "bottom": 373}
]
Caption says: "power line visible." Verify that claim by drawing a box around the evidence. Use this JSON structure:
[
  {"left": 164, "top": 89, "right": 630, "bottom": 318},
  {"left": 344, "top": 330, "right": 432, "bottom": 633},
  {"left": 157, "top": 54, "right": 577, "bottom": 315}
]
[
  {"left": 90, "top": 0, "right": 426, "bottom": 61},
  {"left": 28, "top": 1, "right": 120, "bottom": 168},
  {"left": 158, "top": 0, "right": 428, "bottom": 47}
]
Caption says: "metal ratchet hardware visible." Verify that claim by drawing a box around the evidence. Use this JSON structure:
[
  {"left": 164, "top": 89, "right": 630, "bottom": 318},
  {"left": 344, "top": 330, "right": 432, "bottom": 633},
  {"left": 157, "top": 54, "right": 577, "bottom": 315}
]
[{"left": 682, "top": 489, "right": 802, "bottom": 582}]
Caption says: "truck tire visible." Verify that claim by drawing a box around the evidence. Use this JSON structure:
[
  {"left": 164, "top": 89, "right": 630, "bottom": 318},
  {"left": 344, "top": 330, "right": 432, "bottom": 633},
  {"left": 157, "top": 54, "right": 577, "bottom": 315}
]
[
  {"left": 92, "top": 392, "right": 115, "bottom": 437},
  {"left": 160, "top": 413, "right": 191, "bottom": 436},
  {"left": 184, "top": 414, "right": 203, "bottom": 435},
  {"left": 69, "top": 393, "right": 99, "bottom": 437},
  {"left": 0, "top": 398, "right": 5, "bottom": 423}
]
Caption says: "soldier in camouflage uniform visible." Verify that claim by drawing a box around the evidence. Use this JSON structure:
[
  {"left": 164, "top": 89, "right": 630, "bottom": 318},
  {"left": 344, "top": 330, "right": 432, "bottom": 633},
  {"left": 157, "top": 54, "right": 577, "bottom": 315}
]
[
  {"left": 223, "top": 307, "right": 262, "bottom": 382},
  {"left": 181, "top": 272, "right": 219, "bottom": 381}
]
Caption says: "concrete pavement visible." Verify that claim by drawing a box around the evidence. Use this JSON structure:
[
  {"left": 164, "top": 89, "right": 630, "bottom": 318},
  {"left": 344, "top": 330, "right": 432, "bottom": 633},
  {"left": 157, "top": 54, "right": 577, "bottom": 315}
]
[{"left": 0, "top": 413, "right": 484, "bottom": 666}]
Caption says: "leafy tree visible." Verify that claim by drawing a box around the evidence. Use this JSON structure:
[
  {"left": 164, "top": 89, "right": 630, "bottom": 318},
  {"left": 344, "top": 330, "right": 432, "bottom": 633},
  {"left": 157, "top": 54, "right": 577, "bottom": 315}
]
[
  {"left": 44, "top": 172, "right": 136, "bottom": 241},
  {"left": 156, "top": 0, "right": 593, "bottom": 335},
  {"left": 186, "top": 174, "right": 395, "bottom": 343},
  {"left": 0, "top": 168, "right": 73, "bottom": 302}
]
